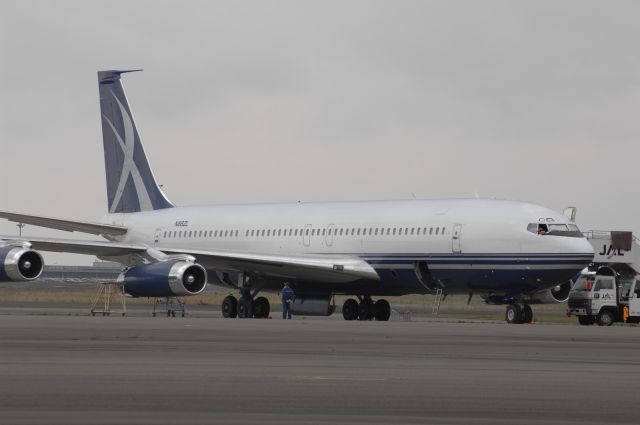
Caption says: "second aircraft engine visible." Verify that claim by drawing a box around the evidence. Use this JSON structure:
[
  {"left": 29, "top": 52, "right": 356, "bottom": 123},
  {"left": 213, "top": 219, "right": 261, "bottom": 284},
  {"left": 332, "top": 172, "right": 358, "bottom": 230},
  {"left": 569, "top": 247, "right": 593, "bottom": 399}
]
[
  {"left": 120, "top": 261, "right": 207, "bottom": 297},
  {"left": 0, "top": 246, "right": 44, "bottom": 282}
]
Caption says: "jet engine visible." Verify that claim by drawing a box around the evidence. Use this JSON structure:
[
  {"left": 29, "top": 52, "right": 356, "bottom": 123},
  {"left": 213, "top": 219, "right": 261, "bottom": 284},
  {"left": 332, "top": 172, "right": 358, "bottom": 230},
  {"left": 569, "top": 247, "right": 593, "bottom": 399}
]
[
  {"left": 119, "top": 261, "right": 207, "bottom": 297},
  {"left": 0, "top": 246, "right": 44, "bottom": 282},
  {"left": 525, "top": 281, "right": 573, "bottom": 304}
]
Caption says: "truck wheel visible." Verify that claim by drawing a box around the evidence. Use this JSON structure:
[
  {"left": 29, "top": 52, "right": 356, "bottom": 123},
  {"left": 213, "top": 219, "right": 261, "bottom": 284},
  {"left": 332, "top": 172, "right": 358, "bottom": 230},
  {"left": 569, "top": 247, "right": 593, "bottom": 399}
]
[
  {"left": 597, "top": 310, "right": 614, "bottom": 327},
  {"left": 578, "top": 315, "right": 595, "bottom": 326}
]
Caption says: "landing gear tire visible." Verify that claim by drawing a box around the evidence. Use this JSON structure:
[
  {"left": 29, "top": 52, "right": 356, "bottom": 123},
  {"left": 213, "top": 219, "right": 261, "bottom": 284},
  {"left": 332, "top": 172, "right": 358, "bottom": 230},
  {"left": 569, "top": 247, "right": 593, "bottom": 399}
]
[
  {"left": 374, "top": 299, "right": 391, "bottom": 321},
  {"left": 238, "top": 301, "right": 246, "bottom": 318},
  {"left": 342, "top": 298, "right": 359, "bottom": 321},
  {"left": 358, "top": 299, "right": 374, "bottom": 321},
  {"left": 578, "top": 315, "right": 595, "bottom": 326},
  {"left": 506, "top": 304, "right": 524, "bottom": 324},
  {"left": 522, "top": 304, "right": 533, "bottom": 324},
  {"left": 253, "top": 297, "right": 270, "bottom": 318},
  {"left": 597, "top": 310, "right": 614, "bottom": 327},
  {"left": 222, "top": 295, "right": 238, "bottom": 318}
]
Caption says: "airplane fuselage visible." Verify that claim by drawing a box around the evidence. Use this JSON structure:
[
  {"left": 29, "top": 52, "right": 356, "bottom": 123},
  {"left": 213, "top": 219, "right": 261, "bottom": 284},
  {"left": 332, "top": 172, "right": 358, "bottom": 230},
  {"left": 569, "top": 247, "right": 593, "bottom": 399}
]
[{"left": 105, "top": 198, "right": 594, "bottom": 297}]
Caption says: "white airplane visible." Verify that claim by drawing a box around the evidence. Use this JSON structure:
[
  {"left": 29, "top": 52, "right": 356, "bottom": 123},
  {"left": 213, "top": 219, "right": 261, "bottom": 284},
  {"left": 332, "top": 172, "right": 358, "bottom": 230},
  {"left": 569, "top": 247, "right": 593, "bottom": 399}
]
[{"left": 0, "top": 70, "right": 593, "bottom": 323}]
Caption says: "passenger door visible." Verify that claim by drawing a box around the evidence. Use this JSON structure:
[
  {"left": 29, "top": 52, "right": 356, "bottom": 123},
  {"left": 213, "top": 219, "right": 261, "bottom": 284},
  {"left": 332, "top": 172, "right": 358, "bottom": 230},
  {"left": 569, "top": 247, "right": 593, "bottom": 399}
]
[
  {"left": 303, "top": 224, "right": 312, "bottom": 247},
  {"left": 154, "top": 227, "right": 162, "bottom": 246},
  {"left": 326, "top": 224, "right": 335, "bottom": 247},
  {"left": 452, "top": 224, "right": 462, "bottom": 254}
]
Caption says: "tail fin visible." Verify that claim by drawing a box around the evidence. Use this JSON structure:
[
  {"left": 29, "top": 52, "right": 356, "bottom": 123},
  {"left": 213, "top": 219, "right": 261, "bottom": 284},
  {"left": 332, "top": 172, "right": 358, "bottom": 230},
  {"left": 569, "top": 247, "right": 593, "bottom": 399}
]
[{"left": 98, "top": 70, "right": 174, "bottom": 214}]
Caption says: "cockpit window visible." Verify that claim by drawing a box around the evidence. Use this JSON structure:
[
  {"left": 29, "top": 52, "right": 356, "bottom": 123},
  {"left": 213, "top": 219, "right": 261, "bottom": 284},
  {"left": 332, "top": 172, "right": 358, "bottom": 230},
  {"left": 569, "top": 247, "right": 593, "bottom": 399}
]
[{"left": 527, "top": 223, "right": 583, "bottom": 237}]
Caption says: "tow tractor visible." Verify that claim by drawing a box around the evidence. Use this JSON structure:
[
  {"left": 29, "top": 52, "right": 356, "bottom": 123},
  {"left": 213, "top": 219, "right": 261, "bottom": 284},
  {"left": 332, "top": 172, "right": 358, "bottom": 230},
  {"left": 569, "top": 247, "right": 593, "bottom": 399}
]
[{"left": 567, "top": 267, "right": 640, "bottom": 326}]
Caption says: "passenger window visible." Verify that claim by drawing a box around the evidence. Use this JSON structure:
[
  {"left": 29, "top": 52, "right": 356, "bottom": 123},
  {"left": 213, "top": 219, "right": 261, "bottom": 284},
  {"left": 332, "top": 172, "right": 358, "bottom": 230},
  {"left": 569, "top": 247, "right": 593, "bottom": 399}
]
[
  {"left": 322, "top": 229, "right": 326, "bottom": 236},
  {"left": 435, "top": 228, "right": 439, "bottom": 235},
  {"left": 429, "top": 228, "right": 433, "bottom": 235},
  {"left": 289, "top": 229, "right": 293, "bottom": 236},
  {"left": 411, "top": 228, "right": 415, "bottom": 235},
  {"left": 306, "top": 229, "right": 310, "bottom": 236},
  {"left": 235, "top": 230, "right": 238, "bottom": 237},
  {"left": 442, "top": 227, "right": 445, "bottom": 234}
]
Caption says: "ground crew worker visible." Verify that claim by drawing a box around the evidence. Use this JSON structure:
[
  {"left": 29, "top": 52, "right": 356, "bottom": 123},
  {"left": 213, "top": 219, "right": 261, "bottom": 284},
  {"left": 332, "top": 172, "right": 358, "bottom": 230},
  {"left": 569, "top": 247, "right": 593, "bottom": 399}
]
[{"left": 281, "top": 282, "right": 295, "bottom": 319}]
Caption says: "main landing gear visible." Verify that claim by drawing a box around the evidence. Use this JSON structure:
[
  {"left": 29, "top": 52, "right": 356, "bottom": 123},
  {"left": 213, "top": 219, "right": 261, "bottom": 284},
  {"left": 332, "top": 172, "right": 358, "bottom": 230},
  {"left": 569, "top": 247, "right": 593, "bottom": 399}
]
[
  {"left": 342, "top": 296, "right": 391, "bottom": 321},
  {"left": 221, "top": 294, "right": 271, "bottom": 318},
  {"left": 505, "top": 303, "right": 533, "bottom": 324}
]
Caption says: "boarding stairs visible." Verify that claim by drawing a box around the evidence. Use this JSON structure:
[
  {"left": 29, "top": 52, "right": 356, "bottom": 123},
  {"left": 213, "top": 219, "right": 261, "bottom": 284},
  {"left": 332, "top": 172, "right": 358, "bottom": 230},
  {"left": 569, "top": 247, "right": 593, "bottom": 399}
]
[{"left": 583, "top": 230, "right": 640, "bottom": 275}]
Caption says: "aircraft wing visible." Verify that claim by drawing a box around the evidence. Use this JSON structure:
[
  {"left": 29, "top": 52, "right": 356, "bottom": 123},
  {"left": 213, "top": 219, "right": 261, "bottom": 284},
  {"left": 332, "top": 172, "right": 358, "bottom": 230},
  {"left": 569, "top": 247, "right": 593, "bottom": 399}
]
[
  {"left": 0, "top": 235, "right": 146, "bottom": 256},
  {"left": 0, "top": 211, "right": 127, "bottom": 236},
  {"left": 163, "top": 247, "right": 380, "bottom": 283},
  {"left": 0, "top": 236, "right": 378, "bottom": 283}
]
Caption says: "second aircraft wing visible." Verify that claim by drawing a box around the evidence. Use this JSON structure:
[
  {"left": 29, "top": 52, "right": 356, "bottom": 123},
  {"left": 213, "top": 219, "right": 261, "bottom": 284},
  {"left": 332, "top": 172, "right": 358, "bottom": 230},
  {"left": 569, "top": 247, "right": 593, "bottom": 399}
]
[{"left": 0, "top": 236, "right": 379, "bottom": 283}]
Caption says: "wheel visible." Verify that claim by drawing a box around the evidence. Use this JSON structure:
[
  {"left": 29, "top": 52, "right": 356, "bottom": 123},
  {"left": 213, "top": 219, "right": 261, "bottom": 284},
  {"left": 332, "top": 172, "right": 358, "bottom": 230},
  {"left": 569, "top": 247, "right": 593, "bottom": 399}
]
[
  {"left": 342, "top": 299, "right": 359, "bottom": 320},
  {"left": 522, "top": 304, "right": 533, "bottom": 324},
  {"left": 374, "top": 299, "right": 391, "bottom": 321},
  {"left": 506, "top": 304, "right": 524, "bottom": 324},
  {"left": 358, "top": 299, "right": 374, "bottom": 321},
  {"left": 578, "top": 315, "right": 595, "bottom": 326},
  {"left": 597, "top": 310, "right": 614, "bottom": 326},
  {"left": 253, "top": 297, "right": 270, "bottom": 318},
  {"left": 222, "top": 295, "right": 238, "bottom": 318}
]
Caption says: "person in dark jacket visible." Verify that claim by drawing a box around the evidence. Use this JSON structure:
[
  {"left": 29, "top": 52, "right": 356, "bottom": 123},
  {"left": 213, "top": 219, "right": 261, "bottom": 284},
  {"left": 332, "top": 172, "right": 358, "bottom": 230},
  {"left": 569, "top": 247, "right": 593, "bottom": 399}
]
[{"left": 281, "top": 282, "right": 295, "bottom": 319}]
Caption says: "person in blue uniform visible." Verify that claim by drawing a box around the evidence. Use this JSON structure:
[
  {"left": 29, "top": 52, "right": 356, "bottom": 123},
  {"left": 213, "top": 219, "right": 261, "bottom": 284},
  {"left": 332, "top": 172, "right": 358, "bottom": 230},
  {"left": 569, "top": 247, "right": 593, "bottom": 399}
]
[{"left": 281, "top": 282, "right": 295, "bottom": 319}]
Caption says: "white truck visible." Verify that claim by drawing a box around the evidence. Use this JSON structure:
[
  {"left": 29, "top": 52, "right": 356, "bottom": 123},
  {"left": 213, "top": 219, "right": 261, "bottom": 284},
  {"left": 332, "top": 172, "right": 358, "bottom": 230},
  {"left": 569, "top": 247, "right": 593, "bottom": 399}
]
[{"left": 567, "top": 267, "right": 640, "bottom": 326}]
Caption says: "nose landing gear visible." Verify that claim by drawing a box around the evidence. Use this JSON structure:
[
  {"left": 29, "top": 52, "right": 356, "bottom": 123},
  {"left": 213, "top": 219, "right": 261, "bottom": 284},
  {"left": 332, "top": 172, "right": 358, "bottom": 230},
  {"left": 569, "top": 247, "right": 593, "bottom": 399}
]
[{"left": 505, "top": 303, "right": 533, "bottom": 324}]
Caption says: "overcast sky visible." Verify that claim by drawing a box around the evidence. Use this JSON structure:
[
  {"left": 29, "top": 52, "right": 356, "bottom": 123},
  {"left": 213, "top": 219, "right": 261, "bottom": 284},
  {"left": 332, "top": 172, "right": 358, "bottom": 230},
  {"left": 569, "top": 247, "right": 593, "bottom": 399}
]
[{"left": 1, "top": 0, "right": 639, "bottom": 265}]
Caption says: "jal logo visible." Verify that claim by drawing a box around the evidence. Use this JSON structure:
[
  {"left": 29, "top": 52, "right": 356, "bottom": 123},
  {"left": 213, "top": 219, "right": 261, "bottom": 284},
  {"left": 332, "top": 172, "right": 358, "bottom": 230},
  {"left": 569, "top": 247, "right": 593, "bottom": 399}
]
[{"left": 599, "top": 244, "right": 625, "bottom": 258}]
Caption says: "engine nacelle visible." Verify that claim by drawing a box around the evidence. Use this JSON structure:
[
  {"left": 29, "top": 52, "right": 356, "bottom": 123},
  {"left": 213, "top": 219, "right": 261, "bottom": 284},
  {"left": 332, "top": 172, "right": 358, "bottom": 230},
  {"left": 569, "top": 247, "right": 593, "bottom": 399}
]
[
  {"left": 0, "top": 246, "right": 44, "bottom": 282},
  {"left": 524, "top": 281, "right": 573, "bottom": 304},
  {"left": 119, "top": 261, "right": 207, "bottom": 297}
]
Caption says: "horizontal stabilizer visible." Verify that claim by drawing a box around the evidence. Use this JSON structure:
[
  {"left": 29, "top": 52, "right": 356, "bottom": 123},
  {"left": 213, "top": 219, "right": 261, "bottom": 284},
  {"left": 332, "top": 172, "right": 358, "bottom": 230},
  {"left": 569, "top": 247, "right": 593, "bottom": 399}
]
[{"left": 0, "top": 211, "right": 128, "bottom": 236}]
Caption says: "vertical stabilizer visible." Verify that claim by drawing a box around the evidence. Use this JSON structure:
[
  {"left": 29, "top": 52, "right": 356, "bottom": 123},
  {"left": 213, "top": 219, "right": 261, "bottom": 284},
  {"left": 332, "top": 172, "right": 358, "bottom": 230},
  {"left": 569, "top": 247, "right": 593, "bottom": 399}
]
[{"left": 98, "top": 70, "right": 174, "bottom": 214}]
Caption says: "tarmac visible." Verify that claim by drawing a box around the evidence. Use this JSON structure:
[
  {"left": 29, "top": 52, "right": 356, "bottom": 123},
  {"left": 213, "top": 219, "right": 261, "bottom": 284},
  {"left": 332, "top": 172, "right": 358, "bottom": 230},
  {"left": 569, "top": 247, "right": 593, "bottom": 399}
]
[{"left": 1, "top": 311, "right": 639, "bottom": 425}]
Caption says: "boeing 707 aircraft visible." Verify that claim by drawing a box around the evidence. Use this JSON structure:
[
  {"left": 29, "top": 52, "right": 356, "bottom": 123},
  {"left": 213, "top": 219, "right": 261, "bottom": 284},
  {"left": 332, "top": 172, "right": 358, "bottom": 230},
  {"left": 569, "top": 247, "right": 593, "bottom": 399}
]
[{"left": 0, "top": 70, "right": 594, "bottom": 323}]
